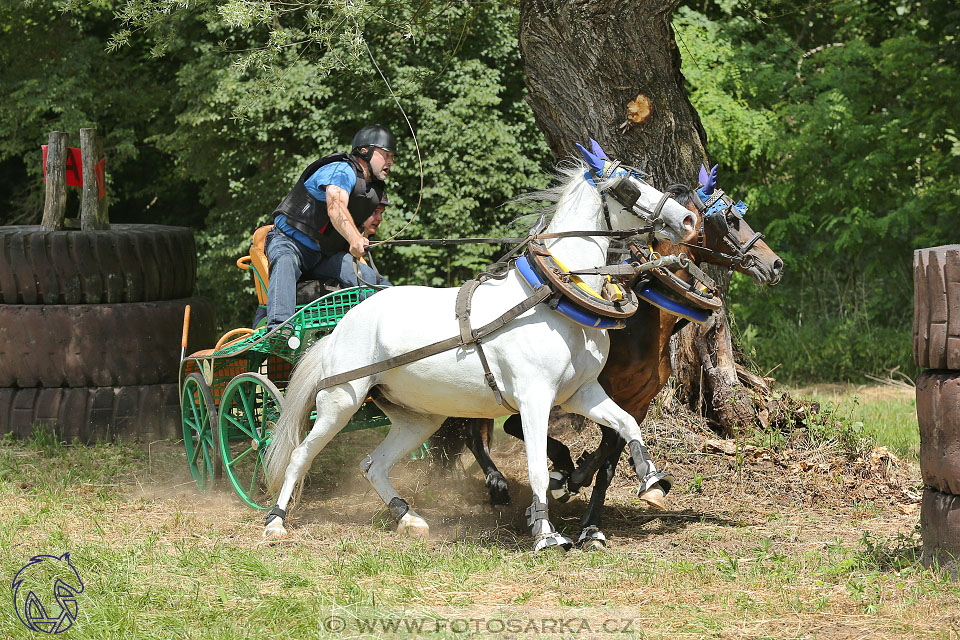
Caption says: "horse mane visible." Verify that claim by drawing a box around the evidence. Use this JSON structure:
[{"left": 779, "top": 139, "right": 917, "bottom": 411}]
[{"left": 508, "top": 158, "right": 595, "bottom": 231}]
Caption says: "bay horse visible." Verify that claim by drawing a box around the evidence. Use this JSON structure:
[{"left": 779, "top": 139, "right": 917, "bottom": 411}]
[
  {"left": 452, "top": 165, "right": 783, "bottom": 549},
  {"left": 262, "top": 146, "right": 699, "bottom": 551}
]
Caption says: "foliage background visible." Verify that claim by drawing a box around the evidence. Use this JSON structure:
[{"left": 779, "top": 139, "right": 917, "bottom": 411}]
[{"left": 1, "top": 0, "right": 957, "bottom": 382}]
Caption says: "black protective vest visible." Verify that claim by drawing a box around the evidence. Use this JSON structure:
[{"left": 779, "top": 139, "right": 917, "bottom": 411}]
[{"left": 272, "top": 153, "right": 383, "bottom": 253}]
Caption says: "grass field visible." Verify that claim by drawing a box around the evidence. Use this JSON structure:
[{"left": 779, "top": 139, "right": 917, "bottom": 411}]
[
  {"left": 1, "top": 386, "right": 958, "bottom": 639},
  {"left": 787, "top": 383, "right": 919, "bottom": 460}
]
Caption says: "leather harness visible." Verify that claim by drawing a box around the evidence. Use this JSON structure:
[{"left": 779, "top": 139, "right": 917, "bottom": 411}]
[
  {"left": 311, "top": 277, "right": 553, "bottom": 408},
  {"left": 309, "top": 169, "right": 682, "bottom": 406}
]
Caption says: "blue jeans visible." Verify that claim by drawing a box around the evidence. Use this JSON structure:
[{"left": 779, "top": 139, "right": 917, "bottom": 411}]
[{"left": 264, "top": 227, "right": 391, "bottom": 327}]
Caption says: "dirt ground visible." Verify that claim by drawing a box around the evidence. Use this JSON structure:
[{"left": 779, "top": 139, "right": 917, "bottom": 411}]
[{"left": 112, "top": 385, "right": 958, "bottom": 639}]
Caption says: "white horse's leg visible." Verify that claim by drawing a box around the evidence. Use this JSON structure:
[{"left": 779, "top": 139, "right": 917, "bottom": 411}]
[
  {"left": 264, "top": 387, "right": 365, "bottom": 540},
  {"left": 560, "top": 382, "right": 674, "bottom": 511},
  {"left": 518, "top": 394, "right": 574, "bottom": 552},
  {"left": 360, "top": 394, "right": 445, "bottom": 539}
]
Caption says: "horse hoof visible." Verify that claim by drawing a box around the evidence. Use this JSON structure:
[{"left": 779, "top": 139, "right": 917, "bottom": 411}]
[
  {"left": 263, "top": 519, "right": 288, "bottom": 541},
  {"left": 486, "top": 474, "right": 511, "bottom": 506},
  {"left": 397, "top": 513, "right": 430, "bottom": 539},
  {"left": 577, "top": 527, "right": 607, "bottom": 551},
  {"left": 638, "top": 486, "right": 668, "bottom": 511},
  {"left": 533, "top": 533, "right": 573, "bottom": 553},
  {"left": 548, "top": 471, "right": 577, "bottom": 503},
  {"left": 580, "top": 537, "right": 607, "bottom": 552}
]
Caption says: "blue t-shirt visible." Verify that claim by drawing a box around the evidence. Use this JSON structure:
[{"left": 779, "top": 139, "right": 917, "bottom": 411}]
[{"left": 276, "top": 161, "right": 358, "bottom": 251}]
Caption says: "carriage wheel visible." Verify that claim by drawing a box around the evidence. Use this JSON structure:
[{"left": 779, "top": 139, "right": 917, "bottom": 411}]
[
  {"left": 218, "top": 372, "right": 283, "bottom": 510},
  {"left": 181, "top": 373, "right": 220, "bottom": 491}
]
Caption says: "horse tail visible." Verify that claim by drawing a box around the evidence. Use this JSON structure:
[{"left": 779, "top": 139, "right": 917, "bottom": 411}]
[{"left": 264, "top": 336, "right": 329, "bottom": 500}]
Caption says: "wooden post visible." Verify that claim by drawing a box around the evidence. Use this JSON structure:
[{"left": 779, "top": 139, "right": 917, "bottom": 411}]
[
  {"left": 41, "top": 131, "right": 69, "bottom": 230},
  {"left": 80, "top": 127, "right": 108, "bottom": 230}
]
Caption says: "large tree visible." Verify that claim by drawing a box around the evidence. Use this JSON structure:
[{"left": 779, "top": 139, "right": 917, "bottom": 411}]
[{"left": 519, "top": 0, "right": 756, "bottom": 432}]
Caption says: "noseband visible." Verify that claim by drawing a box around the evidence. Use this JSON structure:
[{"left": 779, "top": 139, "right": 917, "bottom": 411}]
[{"left": 683, "top": 189, "right": 764, "bottom": 271}]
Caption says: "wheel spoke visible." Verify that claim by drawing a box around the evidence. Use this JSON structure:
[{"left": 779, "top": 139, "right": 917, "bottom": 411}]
[
  {"left": 238, "top": 385, "right": 257, "bottom": 430},
  {"left": 187, "top": 391, "right": 201, "bottom": 425},
  {"left": 228, "top": 445, "right": 256, "bottom": 466},
  {"left": 248, "top": 454, "right": 263, "bottom": 497},
  {"left": 224, "top": 408, "right": 257, "bottom": 440}
]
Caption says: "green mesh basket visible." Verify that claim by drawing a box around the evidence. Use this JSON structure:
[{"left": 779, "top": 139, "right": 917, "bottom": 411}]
[{"left": 214, "top": 286, "right": 378, "bottom": 363}]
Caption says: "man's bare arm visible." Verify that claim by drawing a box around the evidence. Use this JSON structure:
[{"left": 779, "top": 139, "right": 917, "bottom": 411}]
[{"left": 325, "top": 185, "right": 368, "bottom": 259}]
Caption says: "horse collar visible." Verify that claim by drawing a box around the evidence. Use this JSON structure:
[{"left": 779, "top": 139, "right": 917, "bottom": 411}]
[
  {"left": 515, "top": 241, "right": 640, "bottom": 329},
  {"left": 629, "top": 243, "right": 721, "bottom": 324}
]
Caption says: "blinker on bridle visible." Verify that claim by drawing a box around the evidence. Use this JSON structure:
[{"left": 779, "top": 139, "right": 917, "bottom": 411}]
[{"left": 594, "top": 165, "right": 674, "bottom": 238}]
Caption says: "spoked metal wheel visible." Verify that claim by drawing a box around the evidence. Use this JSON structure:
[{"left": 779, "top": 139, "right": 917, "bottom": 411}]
[
  {"left": 218, "top": 372, "right": 283, "bottom": 509},
  {"left": 181, "top": 372, "right": 221, "bottom": 491}
]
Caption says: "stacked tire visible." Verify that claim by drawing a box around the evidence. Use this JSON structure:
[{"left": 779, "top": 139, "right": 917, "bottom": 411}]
[
  {"left": 914, "top": 245, "right": 960, "bottom": 579},
  {"left": 0, "top": 225, "right": 216, "bottom": 443}
]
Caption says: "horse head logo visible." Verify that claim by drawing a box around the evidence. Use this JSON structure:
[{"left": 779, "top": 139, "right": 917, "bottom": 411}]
[{"left": 11, "top": 553, "right": 84, "bottom": 634}]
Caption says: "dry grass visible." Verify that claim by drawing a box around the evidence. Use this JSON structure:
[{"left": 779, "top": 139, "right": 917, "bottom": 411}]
[{"left": 1, "top": 395, "right": 958, "bottom": 639}]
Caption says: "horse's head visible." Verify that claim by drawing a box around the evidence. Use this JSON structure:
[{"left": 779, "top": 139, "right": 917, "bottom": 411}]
[
  {"left": 685, "top": 164, "right": 783, "bottom": 286},
  {"left": 577, "top": 139, "right": 697, "bottom": 246}
]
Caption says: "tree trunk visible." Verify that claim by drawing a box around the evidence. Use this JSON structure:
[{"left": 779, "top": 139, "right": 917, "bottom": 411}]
[
  {"left": 671, "top": 267, "right": 756, "bottom": 435},
  {"left": 518, "top": 0, "right": 756, "bottom": 434}
]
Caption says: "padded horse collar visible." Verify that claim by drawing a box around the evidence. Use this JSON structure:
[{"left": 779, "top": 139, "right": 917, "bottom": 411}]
[
  {"left": 629, "top": 242, "right": 722, "bottom": 324},
  {"left": 525, "top": 239, "right": 639, "bottom": 321}
]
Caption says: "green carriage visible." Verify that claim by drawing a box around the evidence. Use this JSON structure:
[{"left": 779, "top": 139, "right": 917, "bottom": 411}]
[{"left": 178, "top": 226, "right": 391, "bottom": 509}]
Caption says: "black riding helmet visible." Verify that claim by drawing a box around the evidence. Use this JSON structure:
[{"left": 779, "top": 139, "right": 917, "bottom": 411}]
[{"left": 352, "top": 124, "right": 397, "bottom": 161}]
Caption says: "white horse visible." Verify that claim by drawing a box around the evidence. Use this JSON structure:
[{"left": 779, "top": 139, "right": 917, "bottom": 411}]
[{"left": 263, "top": 149, "right": 698, "bottom": 551}]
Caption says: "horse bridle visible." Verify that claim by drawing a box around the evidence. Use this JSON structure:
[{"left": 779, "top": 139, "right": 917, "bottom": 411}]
[
  {"left": 596, "top": 162, "right": 674, "bottom": 239},
  {"left": 682, "top": 188, "right": 763, "bottom": 271}
]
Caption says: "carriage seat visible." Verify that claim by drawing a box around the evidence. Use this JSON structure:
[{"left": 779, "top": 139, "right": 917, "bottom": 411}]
[{"left": 236, "top": 225, "right": 342, "bottom": 310}]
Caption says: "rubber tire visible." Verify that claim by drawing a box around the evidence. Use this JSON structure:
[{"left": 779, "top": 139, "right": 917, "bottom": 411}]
[
  {"left": 914, "top": 245, "right": 960, "bottom": 369},
  {"left": 916, "top": 371, "right": 960, "bottom": 494},
  {"left": 0, "top": 384, "right": 181, "bottom": 443},
  {"left": 0, "top": 297, "right": 216, "bottom": 387},
  {"left": 219, "top": 372, "right": 283, "bottom": 509},
  {"left": 921, "top": 488, "right": 960, "bottom": 579},
  {"left": 0, "top": 225, "right": 197, "bottom": 304},
  {"left": 182, "top": 372, "right": 221, "bottom": 492}
]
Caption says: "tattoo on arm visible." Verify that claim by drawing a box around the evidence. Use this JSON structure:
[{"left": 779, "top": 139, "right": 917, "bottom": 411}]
[{"left": 325, "top": 185, "right": 363, "bottom": 242}]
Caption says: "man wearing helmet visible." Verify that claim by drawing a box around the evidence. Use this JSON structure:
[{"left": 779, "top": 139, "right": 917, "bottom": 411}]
[{"left": 264, "top": 124, "right": 395, "bottom": 328}]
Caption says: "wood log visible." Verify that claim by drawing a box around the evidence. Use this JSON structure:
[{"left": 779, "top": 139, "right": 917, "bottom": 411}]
[
  {"left": 914, "top": 246, "right": 960, "bottom": 369},
  {"left": 916, "top": 370, "right": 960, "bottom": 495},
  {"left": 41, "top": 131, "right": 68, "bottom": 230},
  {"left": 921, "top": 488, "right": 960, "bottom": 580},
  {"left": 80, "top": 127, "right": 108, "bottom": 230}
]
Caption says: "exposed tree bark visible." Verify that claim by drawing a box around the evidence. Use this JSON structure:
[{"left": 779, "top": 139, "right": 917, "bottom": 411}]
[
  {"left": 80, "top": 127, "right": 109, "bottom": 230},
  {"left": 518, "top": 0, "right": 759, "bottom": 434},
  {"left": 41, "top": 131, "right": 68, "bottom": 230},
  {"left": 518, "top": 0, "right": 706, "bottom": 181}
]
